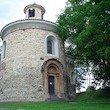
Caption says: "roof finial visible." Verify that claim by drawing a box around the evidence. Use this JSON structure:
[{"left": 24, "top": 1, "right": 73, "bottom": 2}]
[{"left": 34, "top": 1, "right": 36, "bottom": 4}]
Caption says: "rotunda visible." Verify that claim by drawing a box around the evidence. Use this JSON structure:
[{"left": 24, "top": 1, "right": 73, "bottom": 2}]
[{"left": 0, "top": 3, "right": 76, "bottom": 102}]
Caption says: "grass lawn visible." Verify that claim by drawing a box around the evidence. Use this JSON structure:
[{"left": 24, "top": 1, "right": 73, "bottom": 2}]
[
  {"left": 0, "top": 102, "right": 110, "bottom": 110},
  {"left": 0, "top": 89, "right": 110, "bottom": 110}
]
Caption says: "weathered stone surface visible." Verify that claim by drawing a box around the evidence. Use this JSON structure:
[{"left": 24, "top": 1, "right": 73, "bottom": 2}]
[{"left": 0, "top": 26, "right": 69, "bottom": 102}]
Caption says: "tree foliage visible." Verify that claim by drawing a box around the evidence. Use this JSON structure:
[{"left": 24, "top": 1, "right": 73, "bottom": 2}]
[{"left": 57, "top": 0, "right": 110, "bottom": 87}]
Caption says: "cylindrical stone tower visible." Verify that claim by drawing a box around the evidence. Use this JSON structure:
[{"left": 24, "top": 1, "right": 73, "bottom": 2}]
[{"left": 0, "top": 3, "right": 69, "bottom": 102}]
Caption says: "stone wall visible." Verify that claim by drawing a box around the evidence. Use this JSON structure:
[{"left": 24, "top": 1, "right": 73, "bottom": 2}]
[
  {"left": 0, "top": 27, "right": 66, "bottom": 102},
  {"left": 65, "top": 56, "right": 76, "bottom": 101}
]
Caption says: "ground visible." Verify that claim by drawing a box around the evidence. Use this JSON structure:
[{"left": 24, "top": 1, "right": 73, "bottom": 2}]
[
  {"left": 0, "top": 102, "right": 110, "bottom": 110},
  {"left": 0, "top": 89, "right": 110, "bottom": 110}
]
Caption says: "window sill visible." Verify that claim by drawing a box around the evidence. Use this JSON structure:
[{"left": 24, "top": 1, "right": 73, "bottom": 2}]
[{"left": 46, "top": 53, "right": 59, "bottom": 58}]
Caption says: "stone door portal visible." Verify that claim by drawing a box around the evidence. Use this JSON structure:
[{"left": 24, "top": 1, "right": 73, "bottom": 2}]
[
  {"left": 42, "top": 59, "right": 64, "bottom": 98},
  {"left": 48, "top": 76, "right": 55, "bottom": 95}
]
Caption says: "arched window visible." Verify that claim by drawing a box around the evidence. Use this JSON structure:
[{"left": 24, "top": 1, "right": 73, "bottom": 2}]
[
  {"left": 47, "top": 36, "right": 55, "bottom": 55},
  {"left": 47, "top": 39, "right": 54, "bottom": 54},
  {"left": 29, "top": 9, "right": 35, "bottom": 17},
  {"left": 71, "top": 71, "right": 74, "bottom": 84},
  {"left": 70, "top": 71, "right": 77, "bottom": 85},
  {"left": 2, "top": 41, "right": 6, "bottom": 59},
  {"left": 46, "top": 35, "right": 59, "bottom": 57}
]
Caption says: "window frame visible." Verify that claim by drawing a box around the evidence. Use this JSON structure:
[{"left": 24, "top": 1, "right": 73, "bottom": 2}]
[
  {"left": 70, "top": 71, "right": 76, "bottom": 85},
  {"left": 45, "top": 35, "right": 59, "bottom": 57}
]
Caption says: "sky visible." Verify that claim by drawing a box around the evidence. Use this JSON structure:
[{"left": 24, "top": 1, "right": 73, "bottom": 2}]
[{"left": 0, "top": 0, "right": 67, "bottom": 30}]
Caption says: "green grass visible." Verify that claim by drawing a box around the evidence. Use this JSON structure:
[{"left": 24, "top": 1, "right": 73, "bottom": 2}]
[
  {"left": 77, "top": 88, "right": 110, "bottom": 102},
  {"left": 0, "top": 102, "right": 110, "bottom": 110},
  {"left": 0, "top": 88, "right": 110, "bottom": 110}
]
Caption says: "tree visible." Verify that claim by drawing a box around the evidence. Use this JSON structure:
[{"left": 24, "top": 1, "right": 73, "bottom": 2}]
[{"left": 57, "top": 0, "right": 110, "bottom": 87}]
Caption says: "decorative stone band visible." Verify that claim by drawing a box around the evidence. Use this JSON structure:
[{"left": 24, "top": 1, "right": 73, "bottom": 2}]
[
  {"left": 66, "top": 57, "right": 73, "bottom": 64},
  {"left": 1, "top": 19, "right": 57, "bottom": 40},
  {"left": 65, "top": 54, "right": 73, "bottom": 64}
]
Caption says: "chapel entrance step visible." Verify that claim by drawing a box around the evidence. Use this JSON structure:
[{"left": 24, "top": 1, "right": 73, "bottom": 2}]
[{"left": 46, "top": 95, "right": 66, "bottom": 102}]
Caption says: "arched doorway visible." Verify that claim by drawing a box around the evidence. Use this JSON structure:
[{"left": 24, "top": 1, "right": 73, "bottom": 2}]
[{"left": 42, "top": 59, "right": 64, "bottom": 98}]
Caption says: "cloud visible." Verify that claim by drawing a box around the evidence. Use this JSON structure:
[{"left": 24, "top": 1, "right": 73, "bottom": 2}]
[{"left": 0, "top": 0, "right": 67, "bottom": 30}]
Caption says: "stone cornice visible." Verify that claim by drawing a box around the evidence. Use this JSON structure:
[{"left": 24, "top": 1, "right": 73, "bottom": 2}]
[{"left": 1, "top": 19, "right": 57, "bottom": 40}]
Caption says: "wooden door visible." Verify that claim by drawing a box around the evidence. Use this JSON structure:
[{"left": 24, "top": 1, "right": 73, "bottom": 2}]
[{"left": 48, "top": 76, "right": 55, "bottom": 95}]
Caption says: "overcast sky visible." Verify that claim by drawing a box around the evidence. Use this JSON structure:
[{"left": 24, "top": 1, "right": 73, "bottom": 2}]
[{"left": 0, "top": 0, "right": 67, "bottom": 30}]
